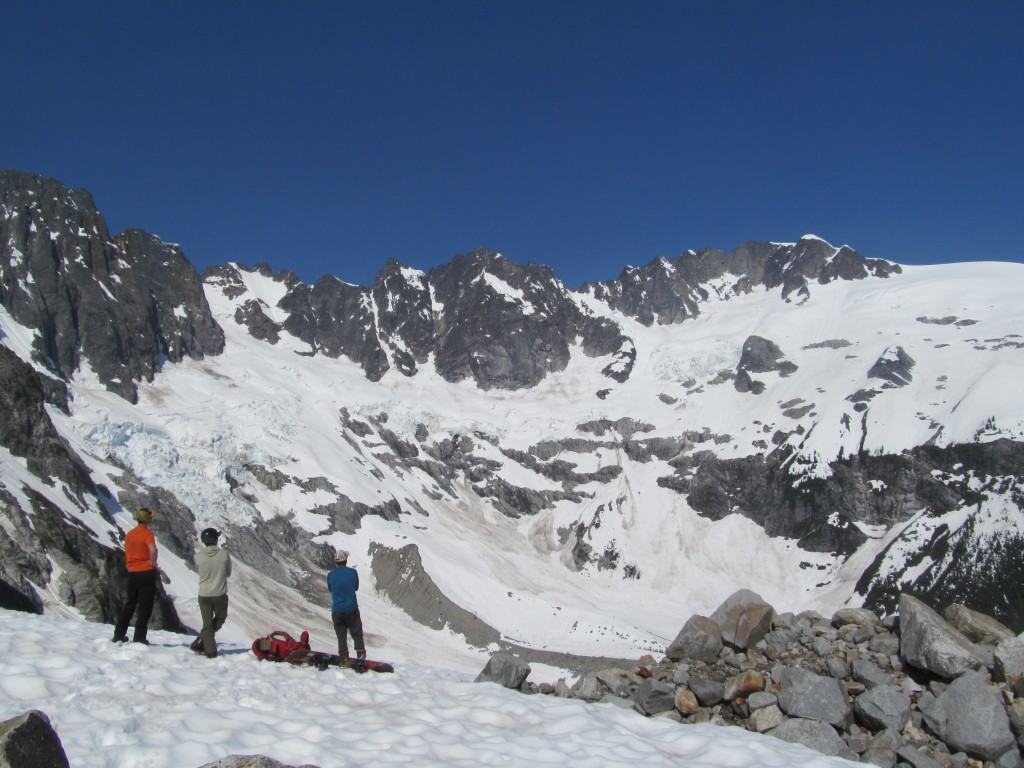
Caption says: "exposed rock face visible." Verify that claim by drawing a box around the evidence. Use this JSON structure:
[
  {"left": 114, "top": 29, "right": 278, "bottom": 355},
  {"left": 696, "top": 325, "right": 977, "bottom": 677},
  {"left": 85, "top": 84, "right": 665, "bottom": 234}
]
[
  {"left": 868, "top": 346, "right": 916, "bottom": 387},
  {"left": 734, "top": 335, "right": 798, "bottom": 394},
  {"left": 0, "top": 344, "right": 179, "bottom": 627},
  {"left": 0, "top": 710, "right": 70, "bottom": 768},
  {"left": 580, "top": 235, "right": 900, "bottom": 326},
  {"left": 665, "top": 440, "right": 1024, "bottom": 627},
  {"left": 0, "top": 170, "right": 224, "bottom": 402}
]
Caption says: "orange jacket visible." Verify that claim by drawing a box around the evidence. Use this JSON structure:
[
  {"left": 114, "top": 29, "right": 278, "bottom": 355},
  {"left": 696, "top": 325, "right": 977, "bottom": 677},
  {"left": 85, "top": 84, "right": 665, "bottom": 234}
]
[{"left": 125, "top": 525, "right": 156, "bottom": 572}]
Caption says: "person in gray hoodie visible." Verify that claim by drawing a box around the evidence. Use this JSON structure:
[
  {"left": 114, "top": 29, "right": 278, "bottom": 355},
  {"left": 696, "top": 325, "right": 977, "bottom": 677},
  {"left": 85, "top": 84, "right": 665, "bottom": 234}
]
[{"left": 193, "top": 527, "right": 232, "bottom": 658}]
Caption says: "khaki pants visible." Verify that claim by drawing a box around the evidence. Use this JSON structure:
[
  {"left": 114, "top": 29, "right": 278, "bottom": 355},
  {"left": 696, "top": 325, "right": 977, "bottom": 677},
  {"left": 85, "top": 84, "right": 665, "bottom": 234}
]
[{"left": 198, "top": 593, "right": 229, "bottom": 656}]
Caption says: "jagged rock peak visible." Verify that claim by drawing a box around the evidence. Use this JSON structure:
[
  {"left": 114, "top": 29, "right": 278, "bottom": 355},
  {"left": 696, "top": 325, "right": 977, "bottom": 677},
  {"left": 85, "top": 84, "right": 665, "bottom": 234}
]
[
  {"left": 1, "top": 170, "right": 224, "bottom": 402},
  {"left": 580, "top": 237, "right": 901, "bottom": 326}
]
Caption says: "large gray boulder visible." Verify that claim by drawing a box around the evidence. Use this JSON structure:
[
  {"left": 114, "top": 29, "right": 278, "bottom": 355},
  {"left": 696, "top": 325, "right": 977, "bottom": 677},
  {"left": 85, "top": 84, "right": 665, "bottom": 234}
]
[
  {"left": 920, "top": 670, "right": 1016, "bottom": 761},
  {"left": 994, "top": 634, "right": 1024, "bottom": 682},
  {"left": 474, "top": 653, "right": 531, "bottom": 689},
  {"left": 777, "top": 667, "right": 852, "bottom": 729},
  {"left": 666, "top": 615, "right": 723, "bottom": 663},
  {"left": 0, "top": 710, "right": 69, "bottom": 768},
  {"left": 710, "top": 589, "right": 775, "bottom": 650},
  {"left": 854, "top": 685, "right": 912, "bottom": 732},
  {"left": 898, "top": 594, "right": 983, "bottom": 679},
  {"left": 767, "top": 718, "right": 859, "bottom": 761}
]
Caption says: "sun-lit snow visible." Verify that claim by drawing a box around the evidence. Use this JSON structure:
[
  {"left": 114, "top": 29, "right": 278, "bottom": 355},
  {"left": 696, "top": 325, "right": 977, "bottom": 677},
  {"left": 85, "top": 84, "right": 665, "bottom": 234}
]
[{"left": 0, "top": 608, "right": 862, "bottom": 768}]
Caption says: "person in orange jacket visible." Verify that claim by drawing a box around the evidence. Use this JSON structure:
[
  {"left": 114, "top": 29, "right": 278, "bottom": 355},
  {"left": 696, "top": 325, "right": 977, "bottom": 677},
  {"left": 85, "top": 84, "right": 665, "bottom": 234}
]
[{"left": 112, "top": 507, "right": 159, "bottom": 644}]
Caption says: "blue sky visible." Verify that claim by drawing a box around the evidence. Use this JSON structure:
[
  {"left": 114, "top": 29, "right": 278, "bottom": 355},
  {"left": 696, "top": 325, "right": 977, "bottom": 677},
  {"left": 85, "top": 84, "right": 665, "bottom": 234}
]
[{"left": 4, "top": 1, "right": 1022, "bottom": 288}]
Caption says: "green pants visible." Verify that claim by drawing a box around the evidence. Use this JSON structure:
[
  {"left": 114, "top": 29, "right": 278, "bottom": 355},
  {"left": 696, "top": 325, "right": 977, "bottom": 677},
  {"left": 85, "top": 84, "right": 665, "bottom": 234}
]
[{"left": 198, "top": 594, "right": 229, "bottom": 656}]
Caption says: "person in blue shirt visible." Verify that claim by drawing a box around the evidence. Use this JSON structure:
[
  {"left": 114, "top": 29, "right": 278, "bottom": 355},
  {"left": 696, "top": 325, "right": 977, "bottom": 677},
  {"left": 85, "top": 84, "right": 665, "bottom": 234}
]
[{"left": 327, "top": 549, "right": 366, "bottom": 661}]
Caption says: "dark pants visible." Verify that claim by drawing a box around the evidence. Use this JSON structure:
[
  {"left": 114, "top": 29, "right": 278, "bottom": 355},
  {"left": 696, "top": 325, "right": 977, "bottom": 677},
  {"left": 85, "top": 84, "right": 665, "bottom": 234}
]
[
  {"left": 332, "top": 609, "right": 365, "bottom": 658},
  {"left": 114, "top": 569, "right": 158, "bottom": 642},
  {"left": 198, "top": 594, "right": 229, "bottom": 656}
]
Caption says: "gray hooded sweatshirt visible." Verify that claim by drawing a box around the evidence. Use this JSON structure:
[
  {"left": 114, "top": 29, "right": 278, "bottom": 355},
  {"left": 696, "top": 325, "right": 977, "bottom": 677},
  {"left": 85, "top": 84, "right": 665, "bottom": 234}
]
[{"left": 195, "top": 545, "right": 232, "bottom": 597}]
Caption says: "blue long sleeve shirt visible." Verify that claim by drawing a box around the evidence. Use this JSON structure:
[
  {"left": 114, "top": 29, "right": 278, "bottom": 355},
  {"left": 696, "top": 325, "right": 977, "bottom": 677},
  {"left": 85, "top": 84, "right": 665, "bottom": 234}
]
[{"left": 327, "top": 566, "right": 359, "bottom": 613}]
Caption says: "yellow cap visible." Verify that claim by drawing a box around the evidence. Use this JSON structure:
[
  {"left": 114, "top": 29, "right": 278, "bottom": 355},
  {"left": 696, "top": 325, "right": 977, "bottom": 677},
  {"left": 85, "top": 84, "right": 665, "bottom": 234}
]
[{"left": 134, "top": 508, "right": 155, "bottom": 523}]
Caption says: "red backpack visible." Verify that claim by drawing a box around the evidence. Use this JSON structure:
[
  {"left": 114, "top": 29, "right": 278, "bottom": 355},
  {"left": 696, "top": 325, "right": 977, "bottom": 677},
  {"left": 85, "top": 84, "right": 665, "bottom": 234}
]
[{"left": 251, "top": 630, "right": 311, "bottom": 661}]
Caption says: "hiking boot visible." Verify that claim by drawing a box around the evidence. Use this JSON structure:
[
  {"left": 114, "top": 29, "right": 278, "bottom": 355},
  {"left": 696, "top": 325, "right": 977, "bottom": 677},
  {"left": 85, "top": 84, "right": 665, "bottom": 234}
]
[
  {"left": 132, "top": 638, "right": 150, "bottom": 645},
  {"left": 189, "top": 637, "right": 205, "bottom": 654},
  {"left": 112, "top": 635, "right": 129, "bottom": 644}
]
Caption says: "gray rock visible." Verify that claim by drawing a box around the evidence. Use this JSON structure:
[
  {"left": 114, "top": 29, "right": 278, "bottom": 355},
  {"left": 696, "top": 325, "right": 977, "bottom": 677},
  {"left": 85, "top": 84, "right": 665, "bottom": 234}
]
[
  {"left": 995, "top": 746, "right": 1022, "bottom": 768},
  {"left": 920, "top": 670, "right": 1016, "bottom": 761},
  {"left": 994, "top": 634, "right": 1024, "bottom": 682},
  {"left": 854, "top": 685, "right": 912, "bottom": 732},
  {"left": 767, "top": 717, "right": 859, "bottom": 761},
  {"left": 895, "top": 746, "right": 946, "bottom": 768},
  {"left": 861, "top": 748, "right": 897, "bottom": 768},
  {"left": 0, "top": 710, "right": 70, "bottom": 768},
  {"left": 666, "top": 615, "right": 723, "bottom": 663},
  {"left": 869, "top": 633, "right": 901, "bottom": 656},
  {"left": 944, "top": 604, "right": 1015, "bottom": 646},
  {"left": 596, "top": 668, "right": 634, "bottom": 698},
  {"left": 1007, "top": 699, "right": 1024, "bottom": 743},
  {"left": 764, "top": 628, "right": 798, "bottom": 659},
  {"left": 847, "top": 730, "right": 872, "bottom": 753},
  {"left": 811, "top": 636, "right": 833, "bottom": 657},
  {"left": 852, "top": 658, "right": 894, "bottom": 690},
  {"left": 825, "top": 657, "right": 850, "bottom": 679},
  {"left": 898, "top": 594, "right": 983, "bottom": 679},
  {"left": 710, "top": 589, "right": 775, "bottom": 650},
  {"left": 748, "top": 704, "right": 785, "bottom": 733},
  {"left": 474, "top": 653, "right": 531, "bottom": 689},
  {"left": 777, "top": 667, "right": 852, "bottom": 729},
  {"left": 868, "top": 729, "right": 903, "bottom": 752},
  {"left": 688, "top": 677, "right": 725, "bottom": 706},
  {"left": 632, "top": 679, "right": 676, "bottom": 716},
  {"left": 570, "top": 673, "right": 605, "bottom": 702},
  {"left": 747, "top": 691, "right": 778, "bottom": 711}
]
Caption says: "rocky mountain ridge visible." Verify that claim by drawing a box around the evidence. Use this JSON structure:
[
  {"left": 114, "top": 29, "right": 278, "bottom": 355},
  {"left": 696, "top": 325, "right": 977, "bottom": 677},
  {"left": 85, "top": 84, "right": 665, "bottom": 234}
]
[{"left": 1, "top": 170, "right": 1022, "bottom": 677}]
